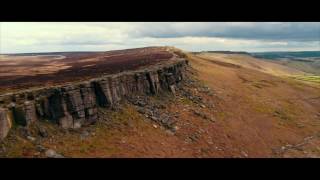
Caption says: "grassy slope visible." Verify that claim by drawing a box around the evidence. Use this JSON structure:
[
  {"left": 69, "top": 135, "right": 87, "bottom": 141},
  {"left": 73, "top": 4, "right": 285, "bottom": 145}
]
[
  {"left": 195, "top": 53, "right": 306, "bottom": 76},
  {"left": 2, "top": 51, "right": 320, "bottom": 158},
  {"left": 196, "top": 52, "right": 320, "bottom": 86},
  {"left": 270, "top": 58, "right": 320, "bottom": 75}
]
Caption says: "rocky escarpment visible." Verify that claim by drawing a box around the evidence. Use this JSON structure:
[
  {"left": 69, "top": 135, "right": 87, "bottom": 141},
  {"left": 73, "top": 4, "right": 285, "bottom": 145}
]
[{"left": 0, "top": 59, "right": 188, "bottom": 140}]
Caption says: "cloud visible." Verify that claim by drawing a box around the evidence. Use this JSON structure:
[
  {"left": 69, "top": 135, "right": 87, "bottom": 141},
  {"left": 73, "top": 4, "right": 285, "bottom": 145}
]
[
  {"left": 0, "top": 22, "right": 319, "bottom": 53},
  {"left": 132, "top": 22, "right": 320, "bottom": 41}
]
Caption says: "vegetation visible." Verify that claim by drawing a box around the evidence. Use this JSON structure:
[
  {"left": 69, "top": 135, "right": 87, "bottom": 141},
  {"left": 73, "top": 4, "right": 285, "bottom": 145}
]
[
  {"left": 250, "top": 51, "right": 320, "bottom": 75},
  {"left": 291, "top": 75, "right": 320, "bottom": 84},
  {"left": 251, "top": 51, "right": 320, "bottom": 60}
]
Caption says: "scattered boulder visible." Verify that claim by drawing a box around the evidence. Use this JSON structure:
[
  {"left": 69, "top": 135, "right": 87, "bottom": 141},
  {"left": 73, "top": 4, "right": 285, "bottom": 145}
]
[
  {"left": 27, "top": 136, "right": 36, "bottom": 142},
  {"left": 209, "top": 117, "right": 216, "bottom": 123},
  {"left": 45, "top": 149, "right": 64, "bottom": 158},
  {"left": 137, "top": 107, "right": 145, "bottom": 114},
  {"left": 193, "top": 110, "right": 207, "bottom": 119},
  {"left": 36, "top": 145, "right": 46, "bottom": 152},
  {"left": 37, "top": 126, "right": 48, "bottom": 138},
  {"left": 151, "top": 116, "right": 158, "bottom": 121},
  {"left": 80, "top": 130, "right": 90, "bottom": 140},
  {"left": 192, "top": 109, "right": 215, "bottom": 123},
  {"left": 172, "top": 125, "right": 179, "bottom": 132},
  {"left": 188, "top": 133, "right": 200, "bottom": 142},
  {"left": 137, "top": 100, "right": 147, "bottom": 107},
  {"left": 19, "top": 127, "right": 31, "bottom": 138},
  {"left": 241, "top": 151, "right": 249, "bottom": 157},
  {"left": 169, "top": 85, "right": 176, "bottom": 95}
]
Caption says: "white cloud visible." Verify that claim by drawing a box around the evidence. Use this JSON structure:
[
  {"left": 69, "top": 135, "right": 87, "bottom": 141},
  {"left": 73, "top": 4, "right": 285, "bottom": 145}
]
[{"left": 0, "top": 22, "right": 319, "bottom": 53}]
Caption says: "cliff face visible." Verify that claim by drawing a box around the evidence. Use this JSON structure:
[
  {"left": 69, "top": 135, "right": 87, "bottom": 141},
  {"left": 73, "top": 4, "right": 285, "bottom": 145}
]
[{"left": 0, "top": 59, "right": 188, "bottom": 140}]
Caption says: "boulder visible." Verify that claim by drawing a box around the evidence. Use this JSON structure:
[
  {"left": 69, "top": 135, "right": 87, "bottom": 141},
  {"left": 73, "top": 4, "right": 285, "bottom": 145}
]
[
  {"left": 24, "top": 101, "right": 37, "bottom": 125},
  {"left": 62, "top": 86, "right": 86, "bottom": 128},
  {"left": 147, "top": 71, "right": 160, "bottom": 94},
  {"left": 59, "top": 99, "right": 73, "bottom": 129},
  {"left": 45, "top": 149, "right": 64, "bottom": 158},
  {"left": 0, "top": 108, "right": 12, "bottom": 140},
  {"left": 80, "top": 83, "right": 98, "bottom": 124}
]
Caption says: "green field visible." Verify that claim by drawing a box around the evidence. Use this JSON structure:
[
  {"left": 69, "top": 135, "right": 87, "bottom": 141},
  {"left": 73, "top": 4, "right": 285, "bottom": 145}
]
[{"left": 291, "top": 75, "right": 320, "bottom": 84}]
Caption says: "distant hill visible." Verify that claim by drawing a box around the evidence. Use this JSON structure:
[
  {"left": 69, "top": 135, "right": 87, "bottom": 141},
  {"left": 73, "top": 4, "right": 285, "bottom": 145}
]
[
  {"left": 1, "top": 51, "right": 101, "bottom": 56},
  {"left": 250, "top": 51, "right": 320, "bottom": 60},
  {"left": 193, "top": 51, "right": 250, "bottom": 55},
  {"left": 249, "top": 51, "right": 320, "bottom": 75}
]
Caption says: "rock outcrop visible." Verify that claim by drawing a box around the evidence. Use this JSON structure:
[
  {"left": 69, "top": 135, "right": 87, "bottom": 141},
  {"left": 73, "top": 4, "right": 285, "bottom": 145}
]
[
  {"left": 0, "top": 58, "right": 188, "bottom": 140},
  {"left": 0, "top": 108, "right": 12, "bottom": 140}
]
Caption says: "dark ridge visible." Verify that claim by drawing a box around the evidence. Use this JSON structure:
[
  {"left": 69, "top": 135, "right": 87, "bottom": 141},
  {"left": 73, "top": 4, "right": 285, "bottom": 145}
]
[
  {"left": 192, "top": 51, "right": 250, "bottom": 55},
  {"left": 0, "top": 46, "right": 167, "bottom": 56},
  {"left": 1, "top": 52, "right": 101, "bottom": 56},
  {"left": 250, "top": 51, "right": 320, "bottom": 60}
]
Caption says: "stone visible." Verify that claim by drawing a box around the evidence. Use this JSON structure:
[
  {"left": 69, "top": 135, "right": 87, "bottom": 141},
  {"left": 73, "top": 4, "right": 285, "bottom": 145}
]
[
  {"left": 297, "top": 123, "right": 305, "bottom": 128},
  {"left": 193, "top": 110, "right": 201, "bottom": 116},
  {"left": 62, "top": 86, "right": 86, "bottom": 128},
  {"left": 0, "top": 108, "right": 12, "bottom": 140},
  {"left": 137, "top": 108, "right": 145, "bottom": 114},
  {"left": 151, "top": 116, "right": 158, "bottom": 121},
  {"left": 27, "top": 136, "right": 36, "bottom": 142},
  {"left": 45, "top": 149, "right": 64, "bottom": 158},
  {"left": 147, "top": 71, "right": 161, "bottom": 94},
  {"left": 209, "top": 117, "right": 216, "bottom": 123},
  {"left": 169, "top": 85, "right": 176, "bottom": 95},
  {"left": 172, "top": 126, "right": 179, "bottom": 132},
  {"left": 92, "top": 80, "right": 113, "bottom": 107},
  {"left": 36, "top": 145, "right": 46, "bottom": 152},
  {"left": 19, "top": 127, "right": 31, "bottom": 138},
  {"left": 160, "top": 115, "right": 170, "bottom": 124},
  {"left": 24, "top": 101, "right": 37, "bottom": 125},
  {"left": 59, "top": 99, "right": 74, "bottom": 129},
  {"left": 35, "top": 102, "right": 45, "bottom": 117},
  {"left": 80, "top": 83, "right": 98, "bottom": 124},
  {"left": 45, "top": 89, "right": 65, "bottom": 123},
  {"left": 38, "top": 126, "right": 48, "bottom": 138},
  {"left": 241, "top": 151, "right": 249, "bottom": 157},
  {"left": 1, "top": 145, "right": 7, "bottom": 153},
  {"left": 165, "top": 130, "right": 174, "bottom": 135},
  {"left": 136, "top": 100, "right": 147, "bottom": 107},
  {"left": 158, "top": 104, "right": 166, "bottom": 109},
  {"left": 189, "top": 135, "right": 198, "bottom": 142},
  {"left": 193, "top": 110, "right": 210, "bottom": 120},
  {"left": 80, "top": 130, "right": 90, "bottom": 140}
]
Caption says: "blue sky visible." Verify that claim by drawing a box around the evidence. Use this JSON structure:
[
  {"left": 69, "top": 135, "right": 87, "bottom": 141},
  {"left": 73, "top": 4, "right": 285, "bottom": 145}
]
[{"left": 0, "top": 22, "right": 319, "bottom": 53}]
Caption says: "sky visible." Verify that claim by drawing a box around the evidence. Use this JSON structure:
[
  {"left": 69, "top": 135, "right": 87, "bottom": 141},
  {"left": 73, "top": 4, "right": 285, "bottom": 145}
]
[{"left": 0, "top": 22, "right": 319, "bottom": 54}]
